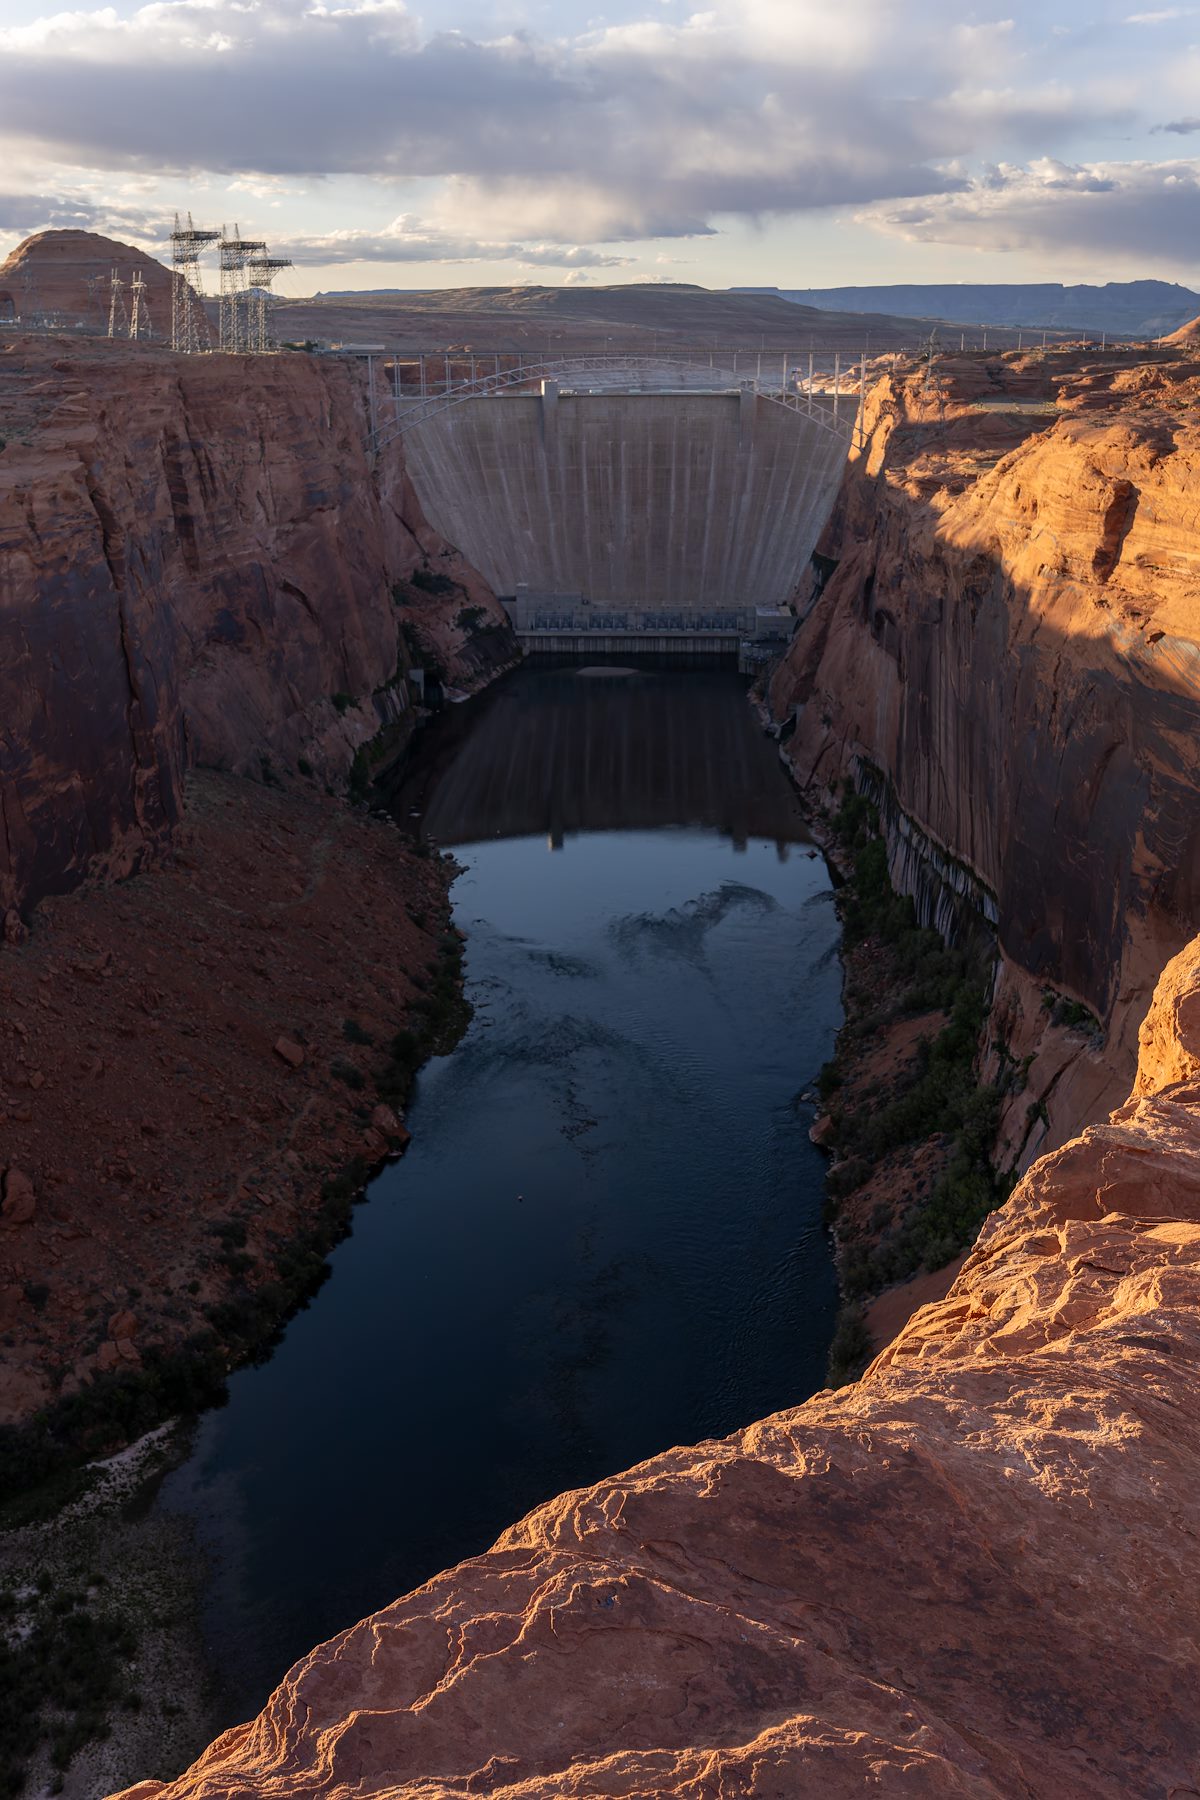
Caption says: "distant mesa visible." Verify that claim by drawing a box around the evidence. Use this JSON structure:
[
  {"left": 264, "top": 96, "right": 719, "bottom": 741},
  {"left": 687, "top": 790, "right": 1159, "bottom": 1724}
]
[
  {"left": 270, "top": 283, "right": 1031, "bottom": 353},
  {"left": 734, "top": 280, "right": 1200, "bottom": 340}
]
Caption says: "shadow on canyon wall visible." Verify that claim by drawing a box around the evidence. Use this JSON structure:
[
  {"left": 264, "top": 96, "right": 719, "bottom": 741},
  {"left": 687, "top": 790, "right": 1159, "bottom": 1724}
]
[{"left": 775, "top": 407, "right": 1200, "bottom": 1029}]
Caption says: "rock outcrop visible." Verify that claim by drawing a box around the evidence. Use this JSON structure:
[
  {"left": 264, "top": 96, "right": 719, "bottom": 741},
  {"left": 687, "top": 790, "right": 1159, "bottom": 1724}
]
[
  {"left": 770, "top": 347, "right": 1200, "bottom": 1167},
  {"left": 114, "top": 933, "right": 1200, "bottom": 1800},
  {"left": 0, "top": 327, "right": 514, "bottom": 919},
  {"left": 0, "top": 229, "right": 190, "bottom": 340}
]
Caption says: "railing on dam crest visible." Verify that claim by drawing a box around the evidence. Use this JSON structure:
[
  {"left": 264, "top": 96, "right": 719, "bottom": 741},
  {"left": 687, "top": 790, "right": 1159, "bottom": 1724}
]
[{"left": 364, "top": 353, "right": 866, "bottom": 457}]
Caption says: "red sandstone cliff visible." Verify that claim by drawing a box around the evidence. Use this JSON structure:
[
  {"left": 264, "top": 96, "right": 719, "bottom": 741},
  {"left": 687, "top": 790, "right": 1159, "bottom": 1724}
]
[
  {"left": 0, "top": 331, "right": 514, "bottom": 921},
  {"left": 112, "top": 932, "right": 1200, "bottom": 1800},
  {"left": 0, "top": 317, "right": 513, "bottom": 1432},
  {"left": 770, "top": 347, "right": 1200, "bottom": 1168}
]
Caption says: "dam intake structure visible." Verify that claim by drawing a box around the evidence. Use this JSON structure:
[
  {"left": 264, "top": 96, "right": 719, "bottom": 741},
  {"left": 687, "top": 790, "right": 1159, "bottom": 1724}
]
[{"left": 369, "top": 354, "right": 862, "bottom": 656}]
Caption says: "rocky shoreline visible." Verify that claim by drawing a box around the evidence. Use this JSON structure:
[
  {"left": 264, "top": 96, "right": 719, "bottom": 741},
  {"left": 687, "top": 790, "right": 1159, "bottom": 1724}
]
[
  {"left": 0, "top": 769, "right": 471, "bottom": 1481},
  {"left": 0, "top": 758, "right": 482, "bottom": 1799}
]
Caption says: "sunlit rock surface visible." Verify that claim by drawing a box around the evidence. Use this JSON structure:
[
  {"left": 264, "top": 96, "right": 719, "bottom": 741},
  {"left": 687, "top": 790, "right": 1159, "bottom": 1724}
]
[{"left": 770, "top": 348, "right": 1200, "bottom": 1166}]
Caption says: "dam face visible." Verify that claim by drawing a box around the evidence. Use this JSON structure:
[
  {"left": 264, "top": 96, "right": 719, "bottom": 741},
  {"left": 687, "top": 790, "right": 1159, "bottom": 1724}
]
[{"left": 400, "top": 387, "right": 850, "bottom": 618}]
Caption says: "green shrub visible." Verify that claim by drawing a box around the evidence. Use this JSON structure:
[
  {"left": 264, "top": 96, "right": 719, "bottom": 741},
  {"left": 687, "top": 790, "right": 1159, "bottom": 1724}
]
[
  {"left": 816, "top": 1060, "right": 842, "bottom": 1101},
  {"left": 1042, "top": 988, "right": 1103, "bottom": 1035},
  {"left": 826, "top": 1304, "right": 874, "bottom": 1387},
  {"left": 822, "top": 780, "right": 1010, "bottom": 1298},
  {"left": 0, "top": 1583, "right": 138, "bottom": 1797},
  {"left": 410, "top": 566, "right": 457, "bottom": 596}
]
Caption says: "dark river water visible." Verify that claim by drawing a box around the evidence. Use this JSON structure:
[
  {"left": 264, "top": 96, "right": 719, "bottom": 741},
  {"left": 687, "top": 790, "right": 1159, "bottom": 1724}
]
[{"left": 155, "top": 663, "right": 842, "bottom": 1727}]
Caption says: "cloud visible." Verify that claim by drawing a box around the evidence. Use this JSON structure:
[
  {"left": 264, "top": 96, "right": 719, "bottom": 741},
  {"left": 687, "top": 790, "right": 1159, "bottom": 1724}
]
[
  {"left": 0, "top": 185, "right": 160, "bottom": 241},
  {"left": 271, "top": 219, "right": 636, "bottom": 268},
  {"left": 0, "top": 190, "right": 101, "bottom": 232},
  {"left": 0, "top": 0, "right": 1120, "bottom": 246},
  {"left": 859, "top": 156, "right": 1200, "bottom": 269},
  {"left": 1156, "top": 116, "right": 1200, "bottom": 132},
  {"left": 0, "top": 0, "right": 1187, "bottom": 267}
]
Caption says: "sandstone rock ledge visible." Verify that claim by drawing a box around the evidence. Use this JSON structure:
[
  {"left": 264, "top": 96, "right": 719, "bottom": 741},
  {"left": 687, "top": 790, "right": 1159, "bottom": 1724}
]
[{"left": 117, "top": 941, "right": 1200, "bottom": 1800}]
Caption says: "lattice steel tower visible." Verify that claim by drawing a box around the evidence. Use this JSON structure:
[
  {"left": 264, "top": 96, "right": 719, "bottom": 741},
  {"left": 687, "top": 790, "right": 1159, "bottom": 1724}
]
[
  {"left": 244, "top": 252, "right": 293, "bottom": 352},
  {"left": 129, "top": 270, "right": 152, "bottom": 341},
  {"left": 218, "top": 225, "right": 266, "bottom": 353},
  {"left": 107, "top": 269, "right": 128, "bottom": 338},
  {"left": 170, "top": 211, "right": 219, "bottom": 353}
]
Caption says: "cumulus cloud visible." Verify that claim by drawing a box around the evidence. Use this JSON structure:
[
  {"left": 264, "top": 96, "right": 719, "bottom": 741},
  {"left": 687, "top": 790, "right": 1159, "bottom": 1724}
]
[
  {"left": 0, "top": 0, "right": 1128, "bottom": 245},
  {"left": 0, "top": 185, "right": 161, "bottom": 242},
  {"left": 859, "top": 157, "right": 1200, "bottom": 267},
  {"left": 272, "top": 218, "right": 635, "bottom": 269},
  {"left": 0, "top": 0, "right": 1192, "bottom": 270},
  {"left": 0, "top": 190, "right": 100, "bottom": 232}
]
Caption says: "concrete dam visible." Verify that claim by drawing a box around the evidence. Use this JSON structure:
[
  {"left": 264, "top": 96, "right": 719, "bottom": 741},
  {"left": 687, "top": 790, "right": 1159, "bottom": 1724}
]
[{"left": 395, "top": 373, "right": 854, "bottom": 652}]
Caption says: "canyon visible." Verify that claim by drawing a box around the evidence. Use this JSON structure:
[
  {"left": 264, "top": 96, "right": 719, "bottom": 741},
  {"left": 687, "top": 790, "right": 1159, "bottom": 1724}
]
[
  {"left": 112, "top": 930, "right": 1200, "bottom": 1799},
  {"left": 1, "top": 227, "right": 1199, "bottom": 1800}
]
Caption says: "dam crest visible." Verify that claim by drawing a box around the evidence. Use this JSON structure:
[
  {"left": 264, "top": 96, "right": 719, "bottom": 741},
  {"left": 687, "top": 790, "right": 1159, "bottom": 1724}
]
[{"left": 374, "top": 355, "right": 861, "bottom": 655}]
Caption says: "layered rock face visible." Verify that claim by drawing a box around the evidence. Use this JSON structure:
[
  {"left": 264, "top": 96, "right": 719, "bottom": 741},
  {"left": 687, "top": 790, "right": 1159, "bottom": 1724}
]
[
  {"left": 117, "top": 934, "right": 1200, "bottom": 1800},
  {"left": 770, "top": 349, "right": 1200, "bottom": 1165},
  {"left": 0, "top": 331, "right": 513, "bottom": 918}
]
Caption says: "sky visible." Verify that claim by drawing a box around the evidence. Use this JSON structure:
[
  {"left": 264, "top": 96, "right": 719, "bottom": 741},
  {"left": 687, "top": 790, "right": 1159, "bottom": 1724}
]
[{"left": 1, "top": 0, "right": 1200, "bottom": 294}]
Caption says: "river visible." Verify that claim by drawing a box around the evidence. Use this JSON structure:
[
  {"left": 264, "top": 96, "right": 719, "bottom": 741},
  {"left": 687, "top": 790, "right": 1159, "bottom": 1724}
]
[{"left": 155, "top": 662, "right": 843, "bottom": 1728}]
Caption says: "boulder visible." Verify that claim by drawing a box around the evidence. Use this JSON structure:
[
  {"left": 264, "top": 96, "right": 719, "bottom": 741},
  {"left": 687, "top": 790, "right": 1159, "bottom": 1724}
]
[
  {"left": 370, "top": 1102, "right": 411, "bottom": 1145},
  {"left": 1, "top": 1167, "right": 35, "bottom": 1224}
]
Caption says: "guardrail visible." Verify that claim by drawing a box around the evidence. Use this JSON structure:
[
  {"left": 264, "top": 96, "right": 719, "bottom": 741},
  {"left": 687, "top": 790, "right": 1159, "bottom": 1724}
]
[{"left": 363, "top": 352, "right": 867, "bottom": 455}]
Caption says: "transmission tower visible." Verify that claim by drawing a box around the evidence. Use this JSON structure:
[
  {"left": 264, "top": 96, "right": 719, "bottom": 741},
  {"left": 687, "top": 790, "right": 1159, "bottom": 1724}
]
[
  {"left": 86, "top": 273, "right": 106, "bottom": 332},
  {"left": 107, "top": 269, "right": 129, "bottom": 339},
  {"left": 129, "top": 270, "right": 151, "bottom": 341},
  {"left": 218, "top": 224, "right": 266, "bottom": 353},
  {"left": 170, "top": 211, "right": 219, "bottom": 353},
  {"left": 244, "top": 252, "right": 293, "bottom": 352}
]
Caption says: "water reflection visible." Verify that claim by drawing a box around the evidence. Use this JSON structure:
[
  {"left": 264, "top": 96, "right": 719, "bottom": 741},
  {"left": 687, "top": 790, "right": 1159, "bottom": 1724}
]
[{"left": 389, "top": 664, "right": 810, "bottom": 849}]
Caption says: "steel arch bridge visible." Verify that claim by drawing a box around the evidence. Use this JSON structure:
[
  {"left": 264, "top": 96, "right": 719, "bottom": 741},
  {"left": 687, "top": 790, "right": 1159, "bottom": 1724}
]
[{"left": 365, "top": 351, "right": 866, "bottom": 456}]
